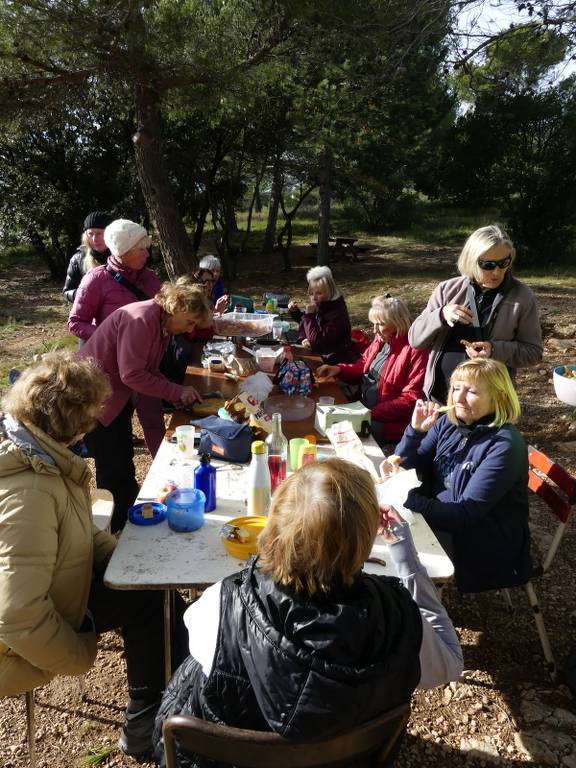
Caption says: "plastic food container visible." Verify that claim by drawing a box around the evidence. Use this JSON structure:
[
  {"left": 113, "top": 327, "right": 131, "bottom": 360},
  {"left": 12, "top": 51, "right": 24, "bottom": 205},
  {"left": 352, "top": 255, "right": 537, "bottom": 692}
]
[
  {"left": 165, "top": 488, "right": 206, "bottom": 532},
  {"left": 213, "top": 312, "right": 276, "bottom": 338},
  {"left": 262, "top": 394, "right": 316, "bottom": 421},
  {"left": 253, "top": 346, "right": 285, "bottom": 372},
  {"left": 220, "top": 516, "right": 267, "bottom": 559},
  {"left": 553, "top": 364, "right": 576, "bottom": 406}
]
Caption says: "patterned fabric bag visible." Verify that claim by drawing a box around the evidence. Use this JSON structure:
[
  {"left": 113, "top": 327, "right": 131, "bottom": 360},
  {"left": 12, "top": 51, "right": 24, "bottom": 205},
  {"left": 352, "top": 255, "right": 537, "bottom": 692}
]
[{"left": 275, "top": 360, "right": 313, "bottom": 396}]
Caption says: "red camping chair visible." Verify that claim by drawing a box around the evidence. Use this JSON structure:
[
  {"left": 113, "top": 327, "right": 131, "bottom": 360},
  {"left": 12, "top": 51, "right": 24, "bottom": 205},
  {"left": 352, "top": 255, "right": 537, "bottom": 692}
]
[
  {"left": 351, "top": 328, "right": 371, "bottom": 355},
  {"left": 503, "top": 446, "right": 575, "bottom": 679}
]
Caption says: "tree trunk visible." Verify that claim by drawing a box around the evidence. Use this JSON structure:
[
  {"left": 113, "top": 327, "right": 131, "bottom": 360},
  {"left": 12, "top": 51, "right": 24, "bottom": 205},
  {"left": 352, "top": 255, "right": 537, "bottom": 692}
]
[
  {"left": 262, "top": 153, "right": 283, "bottom": 253},
  {"left": 27, "top": 226, "right": 61, "bottom": 280},
  {"left": 133, "top": 82, "right": 195, "bottom": 279},
  {"left": 192, "top": 197, "right": 211, "bottom": 256},
  {"left": 192, "top": 140, "right": 226, "bottom": 255},
  {"left": 317, "top": 146, "right": 332, "bottom": 266},
  {"left": 238, "top": 160, "right": 268, "bottom": 259}
]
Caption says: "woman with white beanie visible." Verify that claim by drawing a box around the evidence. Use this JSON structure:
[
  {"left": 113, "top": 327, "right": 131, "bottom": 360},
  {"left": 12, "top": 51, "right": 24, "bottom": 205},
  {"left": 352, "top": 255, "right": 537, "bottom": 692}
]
[
  {"left": 68, "top": 219, "right": 164, "bottom": 454},
  {"left": 288, "top": 265, "right": 359, "bottom": 365}
]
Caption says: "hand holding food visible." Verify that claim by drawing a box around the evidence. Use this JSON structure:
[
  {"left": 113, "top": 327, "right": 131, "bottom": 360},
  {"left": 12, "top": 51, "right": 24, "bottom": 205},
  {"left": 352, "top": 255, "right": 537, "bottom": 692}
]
[
  {"left": 301, "top": 339, "right": 311, "bottom": 349},
  {"left": 288, "top": 299, "right": 299, "bottom": 311},
  {"left": 378, "top": 454, "right": 402, "bottom": 479},
  {"left": 316, "top": 364, "right": 341, "bottom": 379},
  {"left": 442, "top": 303, "right": 473, "bottom": 327},
  {"left": 214, "top": 295, "right": 229, "bottom": 314},
  {"left": 411, "top": 399, "right": 441, "bottom": 432},
  {"left": 460, "top": 339, "right": 492, "bottom": 359}
]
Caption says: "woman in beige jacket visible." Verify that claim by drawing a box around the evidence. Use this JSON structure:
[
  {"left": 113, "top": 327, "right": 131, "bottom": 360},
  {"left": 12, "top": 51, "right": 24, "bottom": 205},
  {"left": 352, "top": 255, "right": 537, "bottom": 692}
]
[{"left": 0, "top": 353, "right": 182, "bottom": 757}]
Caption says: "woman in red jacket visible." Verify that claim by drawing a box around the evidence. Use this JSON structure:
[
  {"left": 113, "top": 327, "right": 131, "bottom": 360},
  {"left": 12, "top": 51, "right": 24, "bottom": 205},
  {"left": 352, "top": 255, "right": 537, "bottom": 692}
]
[{"left": 317, "top": 296, "right": 428, "bottom": 444}]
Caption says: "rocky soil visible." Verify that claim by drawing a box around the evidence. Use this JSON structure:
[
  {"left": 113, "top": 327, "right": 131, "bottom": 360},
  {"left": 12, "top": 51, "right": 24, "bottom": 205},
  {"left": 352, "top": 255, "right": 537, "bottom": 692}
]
[{"left": 0, "top": 249, "right": 575, "bottom": 768}]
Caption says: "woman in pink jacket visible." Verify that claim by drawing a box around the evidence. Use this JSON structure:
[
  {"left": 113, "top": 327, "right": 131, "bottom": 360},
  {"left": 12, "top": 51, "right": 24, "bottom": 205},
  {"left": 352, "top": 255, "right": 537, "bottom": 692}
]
[
  {"left": 317, "top": 296, "right": 428, "bottom": 444},
  {"left": 78, "top": 280, "right": 213, "bottom": 532},
  {"left": 68, "top": 219, "right": 165, "bottom": 455}
]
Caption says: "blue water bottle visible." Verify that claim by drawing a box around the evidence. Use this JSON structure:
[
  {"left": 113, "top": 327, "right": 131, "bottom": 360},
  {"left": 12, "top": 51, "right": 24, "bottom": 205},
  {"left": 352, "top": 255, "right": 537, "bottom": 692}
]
[{"left": 194, "top": 453, "right": 217, "bottom": 512}]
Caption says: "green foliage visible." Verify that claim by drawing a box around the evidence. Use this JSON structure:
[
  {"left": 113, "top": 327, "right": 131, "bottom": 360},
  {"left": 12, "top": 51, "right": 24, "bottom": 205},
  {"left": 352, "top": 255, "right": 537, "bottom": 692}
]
[
  {"left": 453, "top": 26, "right": 570, "bottom": 101},
  {"left": 83, "top": 745, "right": 115, "bottom": 766}
]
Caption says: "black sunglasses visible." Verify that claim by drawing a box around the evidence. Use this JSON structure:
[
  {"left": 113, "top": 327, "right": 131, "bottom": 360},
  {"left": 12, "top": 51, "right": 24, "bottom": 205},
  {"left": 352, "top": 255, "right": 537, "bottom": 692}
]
[{"left": 477, "top": 254, "right": 512, "bottom": 271}]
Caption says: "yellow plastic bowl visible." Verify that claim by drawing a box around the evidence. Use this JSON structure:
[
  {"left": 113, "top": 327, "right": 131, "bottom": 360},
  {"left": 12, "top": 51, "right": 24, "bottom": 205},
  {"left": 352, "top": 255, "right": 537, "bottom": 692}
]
[{"left": 221, "top": 516, "right": 267, "bottom": 559}]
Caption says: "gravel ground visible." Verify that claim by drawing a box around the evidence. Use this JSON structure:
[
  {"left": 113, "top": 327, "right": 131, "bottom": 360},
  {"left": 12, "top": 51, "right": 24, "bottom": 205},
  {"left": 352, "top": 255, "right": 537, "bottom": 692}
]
[{"left": 1, "top": 254, "right": 575, "bottom": 768}]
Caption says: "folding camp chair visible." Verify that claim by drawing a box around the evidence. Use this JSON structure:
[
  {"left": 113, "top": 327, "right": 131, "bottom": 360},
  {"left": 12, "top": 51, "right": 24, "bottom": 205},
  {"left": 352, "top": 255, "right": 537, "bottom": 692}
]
[{"left": 503, "top": 446, "right": 575, "bottom": 679}]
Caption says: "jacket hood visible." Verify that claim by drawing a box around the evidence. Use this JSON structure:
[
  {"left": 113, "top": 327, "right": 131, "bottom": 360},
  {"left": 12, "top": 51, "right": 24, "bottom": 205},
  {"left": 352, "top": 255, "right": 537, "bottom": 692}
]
[
  {"left": 0, "top": 414, "right": 91, "bottom": 487},
  {"left": 235, "top": 561, "right": 421, "bottom": 737},
  {"left": 249, "top": 565, "right": 402, "bottom": 666}
]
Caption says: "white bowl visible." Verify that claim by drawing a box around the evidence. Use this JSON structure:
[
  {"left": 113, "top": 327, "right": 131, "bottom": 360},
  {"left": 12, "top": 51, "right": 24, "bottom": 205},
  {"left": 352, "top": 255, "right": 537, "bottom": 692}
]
[{"left": 553, "top": 365, "right": 576, "bottom": 406}]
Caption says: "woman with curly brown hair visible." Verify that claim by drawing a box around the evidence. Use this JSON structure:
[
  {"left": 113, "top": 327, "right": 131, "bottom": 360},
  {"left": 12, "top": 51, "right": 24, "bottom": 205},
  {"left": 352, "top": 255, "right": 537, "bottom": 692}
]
[{"left": 0, "top": 353, "right": 186, "bottom": 757}]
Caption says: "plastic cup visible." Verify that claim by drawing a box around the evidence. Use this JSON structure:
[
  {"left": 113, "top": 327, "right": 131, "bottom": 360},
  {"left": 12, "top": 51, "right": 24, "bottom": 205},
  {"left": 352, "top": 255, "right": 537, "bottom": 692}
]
[
  {"left": 318, "top": 396, "right": 335, "bottom": 406},
  {"left": 175, "top": 425, "right": 196, "bottom": 459},
  {"left": 299, "top": 443, "right": 317, "bottom": 467},
  {"left": 272, "top": 321, "right": 283, "bottom": 341},
  {"left": 289, "top": 438, "right": 308, "bottom": 471}
]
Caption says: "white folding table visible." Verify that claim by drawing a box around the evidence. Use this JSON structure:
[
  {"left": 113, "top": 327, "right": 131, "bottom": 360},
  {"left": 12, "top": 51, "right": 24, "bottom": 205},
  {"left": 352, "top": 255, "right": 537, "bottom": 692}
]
[{"left": 105, "top": 436, "right": 454, "bottom": 681}]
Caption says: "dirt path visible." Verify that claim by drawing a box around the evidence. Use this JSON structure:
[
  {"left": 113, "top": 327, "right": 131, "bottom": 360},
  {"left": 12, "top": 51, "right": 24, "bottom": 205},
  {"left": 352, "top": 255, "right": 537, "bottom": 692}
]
[{"left": 1, "top": 252, "right": 575, "bottom": 768}]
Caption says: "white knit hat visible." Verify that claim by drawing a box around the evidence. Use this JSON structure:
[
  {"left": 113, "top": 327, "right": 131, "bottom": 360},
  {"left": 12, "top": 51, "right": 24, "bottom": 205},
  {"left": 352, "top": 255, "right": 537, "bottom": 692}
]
[{"left": 104, "top": 219, "right": 151, "bottom": 258}]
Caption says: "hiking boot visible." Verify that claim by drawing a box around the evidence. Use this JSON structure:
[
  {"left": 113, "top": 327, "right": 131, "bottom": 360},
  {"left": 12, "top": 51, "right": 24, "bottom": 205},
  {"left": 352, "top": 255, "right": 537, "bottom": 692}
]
[{"left": 118, "top": 700, "right": 160, "bottom": 757}]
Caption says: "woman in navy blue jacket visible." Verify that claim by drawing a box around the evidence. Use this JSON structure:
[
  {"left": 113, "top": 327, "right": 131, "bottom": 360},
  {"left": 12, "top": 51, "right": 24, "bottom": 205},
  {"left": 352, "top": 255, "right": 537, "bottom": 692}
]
[{"left": 387, "top": 358, "right": 532, "bottom": 593}]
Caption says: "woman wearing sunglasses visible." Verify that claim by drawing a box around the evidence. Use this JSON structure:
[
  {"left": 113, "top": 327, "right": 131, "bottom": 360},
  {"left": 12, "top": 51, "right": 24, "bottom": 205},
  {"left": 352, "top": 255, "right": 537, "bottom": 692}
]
[{"left": 408, "top": 224, "right": 543, "bottom": 403}]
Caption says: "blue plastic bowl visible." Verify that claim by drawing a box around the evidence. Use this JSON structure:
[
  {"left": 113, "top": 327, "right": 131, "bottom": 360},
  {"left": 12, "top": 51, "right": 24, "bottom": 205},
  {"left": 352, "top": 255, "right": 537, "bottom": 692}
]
[{"left": 128, "top": 502, "right": 167, "bottom": 526}]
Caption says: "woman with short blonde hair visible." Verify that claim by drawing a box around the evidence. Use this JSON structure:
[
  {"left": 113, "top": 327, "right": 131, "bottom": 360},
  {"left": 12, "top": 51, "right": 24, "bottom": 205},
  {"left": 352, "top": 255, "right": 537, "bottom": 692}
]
[
  {"left": 409, "top": 223, "right": 542, "bottom": 403},
  {"left": 79, "top": 280, "right": 212, "bottom": 531},
  {"left": 393, "top": 357, "right": 532, "bottom": 593},
  {"left": 288, "top": 265, "right": 358, "bottom": 364},
  {"left": 457, "top": 224, "right": 516, "bottom": 282},
  {"left": 155, "top": 277, "right": 213, "bottom": 325},
  {"left": 153, "top": 457, "right": 462, "bottom": 763},
  {"left": 317, "top": 294, "right": 428, "bottom": 444},
  {"left": 445, "top": 358, "right": 521, "bottom": 427},
  {"left": 368, "top": 296, "right": 411, "bottom": 336},
  {"left": 258, "top": 459, "right": 379, "bottom": 594}
]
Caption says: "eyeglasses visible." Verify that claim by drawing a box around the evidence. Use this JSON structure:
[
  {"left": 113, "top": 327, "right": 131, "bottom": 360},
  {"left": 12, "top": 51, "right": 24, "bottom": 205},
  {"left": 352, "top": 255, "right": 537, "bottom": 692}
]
[{"left": 477, "top": 254, "right": 512, "bottom": 271}]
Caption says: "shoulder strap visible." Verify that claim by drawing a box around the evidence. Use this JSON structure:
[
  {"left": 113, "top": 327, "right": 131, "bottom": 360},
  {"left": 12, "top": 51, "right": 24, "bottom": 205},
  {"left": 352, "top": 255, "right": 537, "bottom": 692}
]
[{"left": 105, "top": 265, "right": 150, "bottom": 301}]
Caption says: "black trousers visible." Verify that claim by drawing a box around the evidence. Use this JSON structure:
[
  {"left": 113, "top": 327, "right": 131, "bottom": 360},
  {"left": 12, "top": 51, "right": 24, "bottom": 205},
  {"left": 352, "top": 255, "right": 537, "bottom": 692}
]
[
  {"left": 87, "top": 573, "right": 188, "bottom": 701},
  {"left": 84, "top": 402, "right": 139, "bottom": 532}
]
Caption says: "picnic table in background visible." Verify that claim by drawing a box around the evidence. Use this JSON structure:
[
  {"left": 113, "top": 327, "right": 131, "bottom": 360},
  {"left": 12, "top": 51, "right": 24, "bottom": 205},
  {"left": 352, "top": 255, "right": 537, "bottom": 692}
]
[{"left": 308, "top": 237, "right": 369, "bottom": 263}]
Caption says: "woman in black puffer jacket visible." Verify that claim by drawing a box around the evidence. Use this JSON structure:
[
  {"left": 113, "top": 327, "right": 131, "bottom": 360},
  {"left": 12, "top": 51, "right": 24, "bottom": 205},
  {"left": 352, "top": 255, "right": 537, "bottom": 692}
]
[
  {"left": 153, "top": 458, "right": 463, "bottom": 768},
  {"left": 62, "top": 211, "right": 112, "bottom": 302}
]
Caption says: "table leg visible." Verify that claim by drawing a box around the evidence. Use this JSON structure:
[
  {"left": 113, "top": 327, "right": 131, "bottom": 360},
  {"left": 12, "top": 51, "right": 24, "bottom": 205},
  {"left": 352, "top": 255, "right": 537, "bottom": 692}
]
[{"left": 163, "top": 589, "right": 173, "bottom": 685}]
